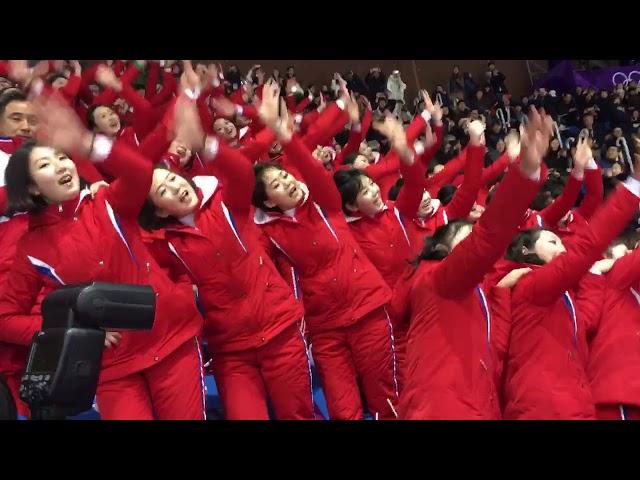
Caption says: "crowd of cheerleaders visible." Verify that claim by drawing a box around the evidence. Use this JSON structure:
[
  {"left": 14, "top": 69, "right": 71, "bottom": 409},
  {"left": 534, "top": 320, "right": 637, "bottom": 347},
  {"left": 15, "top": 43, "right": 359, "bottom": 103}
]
[{"left": 0, "top": 60, "right": 639, "bottom": 421}]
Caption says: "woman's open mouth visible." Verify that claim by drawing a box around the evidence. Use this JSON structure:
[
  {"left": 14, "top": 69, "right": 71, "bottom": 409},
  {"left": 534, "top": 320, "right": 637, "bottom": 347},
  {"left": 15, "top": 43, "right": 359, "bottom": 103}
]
[{"left": 58, "top": 174, "right": 73, "bottom": 186}]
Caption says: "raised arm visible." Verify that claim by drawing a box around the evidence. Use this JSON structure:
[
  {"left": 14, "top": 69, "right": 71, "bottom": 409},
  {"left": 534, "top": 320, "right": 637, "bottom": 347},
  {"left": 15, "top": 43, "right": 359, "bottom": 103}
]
[
  {"left": 434, "top": 108, "right": 552, "bottom": 298},
  {"left": 518, "top": 181, "right": 640, "bottom": 307},
  {"left": 258, "top": 81, "right": 342, "bottom": 212},
  {"left": 576, "top": 163, "right": 603, "bottom": 221},
  {"left": 444, "top": 125, "right": 486, "bottom": 221}
]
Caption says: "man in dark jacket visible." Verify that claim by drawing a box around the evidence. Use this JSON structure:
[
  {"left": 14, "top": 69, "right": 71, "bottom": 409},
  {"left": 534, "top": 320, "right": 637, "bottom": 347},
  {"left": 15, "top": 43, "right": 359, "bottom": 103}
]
[{"left": 365, "top": 67, "right": 386, "bottom": 103}]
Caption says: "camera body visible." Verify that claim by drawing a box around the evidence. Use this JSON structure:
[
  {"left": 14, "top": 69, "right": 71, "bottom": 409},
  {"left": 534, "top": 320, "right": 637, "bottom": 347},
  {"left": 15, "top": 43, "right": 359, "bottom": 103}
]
[{"left": 20, "top": 282, "right": 156, "bottom": 419}]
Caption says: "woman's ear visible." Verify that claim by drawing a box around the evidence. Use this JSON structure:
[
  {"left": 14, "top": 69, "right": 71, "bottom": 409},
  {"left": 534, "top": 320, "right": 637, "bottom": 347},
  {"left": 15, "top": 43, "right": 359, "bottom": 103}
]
[
  {"left": 155, "top": 207, "right": 170, "bottom": 218},
  {"left": 264, "top": 199, "right": 277, "bottom": 209},
  {"left": 434, "top": 243, "right": 450, "bottom": 255},
  {"left": 345, "top": 203, "right": 359, "bottom": 213}
]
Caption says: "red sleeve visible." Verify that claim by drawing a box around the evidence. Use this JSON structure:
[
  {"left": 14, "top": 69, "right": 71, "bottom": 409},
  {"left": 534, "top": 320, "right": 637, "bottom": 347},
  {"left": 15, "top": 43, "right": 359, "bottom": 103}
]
[
  {"left": 607, "top": 245, "right": 640, "bottom": 290},
  {"left": 92, "top": 64, "right": 141, "bottom": 107},
  {"left": 137, "top": 120, "right": 171, "bottom": 164},
  {"left": 60, "top": 74, "right": 81, "bottom": 105},
  {"left": 0, "top": 61, "right": 8, "bottom": 77},
  {"left": 202, "top": 142, "right": 255, "bottom": 221},
  {"left": 434, "top": 162, "right": 542, "bottom": 298},
  {"left": 0, "top": 248, "right": 44, "bottom": 345},
  {"left": 239, "top": 127, "right": 276, "bottom": 162},
  {"left": 150, "top": 70, "right": 178, "bottom": 107},
  {"left": 294, "top": 97, "right": 312, "bottom": 113},
  {"left": 482, "top": 152, "right": 510, "bottom": 186},
  {"left": 102, "top": 139, "right": 154, "bottom": 218},
  {"left": 395, "top": 152, "right": 427, "bottom": 219},
  {"left": 334, "top": 118, "right": 369, "bottom": 168},
  {"left": 425, "top": 149, "right": 467, "bottom": 196},
  {"left": 238, "top": 104, "right": 260, "bottom": 122},
  {"left": 365, "top": 152, "right": 400, "bottom": 184},
  {"left": 0, "top": 186, "right": 7, "bottom": 215},
  {"left": 576, "top": 167, "right": 604, "bottom": 221},
  {"left": 540, "top": 173, "right": 582, "bottom": 228},
  {"left": 299, "top": 109, "right": 320, "bottom": 136},
  {"left": 444, "top": 144, "right": 485, "bottom": 220},
  {"left": 302, "top": 102, "right": 349, "bottom": 149},
  {"left": 196, "top": 90, "right": 216, "bottom": 136},
  {"left": 79, "top": 61, "right": 103, "bottom": 104},
  {"left": 145, "top": 61, "right": 160, "bottom": 100},
  {"left": 574, "top": 272, "right": 605, "bottom": 335},
  {"left": 405, "top": 112, "right": 427, "bottom": 144},
  {"left": 517, "top": 184, "right": 640, "bottom": 306},
  {"left": 282, "top": 134, "right": 342, "bottom": 213},
  {"left": 73, "top": 154, "right": 105, "bottom": 183}
]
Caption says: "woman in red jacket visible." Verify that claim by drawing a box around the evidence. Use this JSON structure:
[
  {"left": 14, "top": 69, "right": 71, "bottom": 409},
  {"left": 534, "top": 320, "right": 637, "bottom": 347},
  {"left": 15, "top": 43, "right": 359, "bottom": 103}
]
[
  {"left": 251, "top": 81, "right": 397, "bottom": 420},
  {"left": 0, "top": 95, "right": 205, "bottom": 420},
  {"left": 398, "top": 107, "right": 551, "bottom": 419},
  {"left": 587, "top": 235, "right": 640, "bottom": 420},
  {"left": 137, "top": 97, "right": 314, "bottom": 420},
  {"left": 501, "top": 137, "right": 640, "bottom": 420}
]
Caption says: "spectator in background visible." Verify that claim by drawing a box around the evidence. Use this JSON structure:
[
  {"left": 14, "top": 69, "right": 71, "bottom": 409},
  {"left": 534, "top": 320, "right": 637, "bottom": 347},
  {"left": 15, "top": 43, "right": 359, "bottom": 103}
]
[
  {"left": 486, "top": 61, "right": 507, "bottom": 94},
  {"left": 365, "top": 67, "right": 386, "bottom": 103},
  {"left": 344, "top": 70, "right": 368, "bottom": 97},
  {"left": 463, "top": 72, "right": 478, "bottom": 101},
  {"left": 544, "top": 137, "right": 570, "bottom": 172},
  {"left": 225, "top": 64, "right": 242, "bottom": 91},
  {"left": 449, "top": 65, "right": 465, "bottom": 98},
  {"left": 631, "top": 109, "right": 640, "bottom": 131},
  {"left": 470, "top": 88, "right": 491, "bottom": 114},
  {"left": 433, "top": 85, "right": 451, "bottom": 108},
  {"left": 386, "top": 69, "right": 406, "bottom": 103}
]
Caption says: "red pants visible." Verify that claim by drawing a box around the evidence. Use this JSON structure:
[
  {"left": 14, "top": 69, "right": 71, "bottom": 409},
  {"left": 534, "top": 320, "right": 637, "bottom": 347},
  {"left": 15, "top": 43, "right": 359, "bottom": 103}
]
[
  {"left": 596, "top": 404, "right": 640, "bottom": 420},
  {"left": 210, "top": 322, "right": 314, "bottom": 420},
  {"left": 4, "top": 372, "right": 29, "bottom": 418},
  {"left": 310, "top": 306, "right": 398, "bottom": 420},
  {"left": 96, "top": 337, "right": 206, "bottom": 420}
]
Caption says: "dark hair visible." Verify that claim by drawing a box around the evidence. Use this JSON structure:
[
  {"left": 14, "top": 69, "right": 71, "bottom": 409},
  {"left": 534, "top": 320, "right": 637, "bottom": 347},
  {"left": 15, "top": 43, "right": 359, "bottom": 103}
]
[
  {"left": 0, "top": 375, "right": 17, "bottom": 420},
  {"left": 437, "top": 184, "right": 457, "bottom": 206},
  {"left": 343, "top": 152, "right": 361, "bottom": 166},
  {"left": 252, "top": 161, "right": 284, "bottom": 211},
  {"left": 0, "top": 90, "right": 28, "bottom": 119},
  {"left": 5, "top": 140, "right": 49, "bottom": 215},
  {"left": 334, "top": 129, "right": 350, "bottom": 148},
  {"left": 505, "top": 228, "right": 546, "bottom": 266},
  {"left": 47, "top": 73, "right": 68, "bottom": 85},
  {"left": 86, "top": 104, "right": 107, "bottom": 130},
  {"left": 388, "top": 177, "right": 405, "bottom": 201},
  {"left": 412, "top": 220, "right": 473, "bottom": 265},
  {"left": 138, "top": 166, "right": 198, "bottom": 231},
  {"left": 333, "top": 169, "right": 369, "bottom": 215}
]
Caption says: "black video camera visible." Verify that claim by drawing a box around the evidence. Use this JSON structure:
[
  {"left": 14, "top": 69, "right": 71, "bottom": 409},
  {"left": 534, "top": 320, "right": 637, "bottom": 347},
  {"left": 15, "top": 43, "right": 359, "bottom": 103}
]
[{"left": 20, "top": 282, "right": 156, "bottom": 420}]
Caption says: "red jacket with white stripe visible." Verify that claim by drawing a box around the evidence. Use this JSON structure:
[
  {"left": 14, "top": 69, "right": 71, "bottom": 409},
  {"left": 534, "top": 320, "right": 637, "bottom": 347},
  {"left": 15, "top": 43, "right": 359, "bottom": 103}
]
[
  {"left": 0, "top": 139, "right": 203, "bottom": 384},
  {"left": 398, "top": 164, "right": 542, "bottom": 419},
  {"left": 588, "top": 248, "right": 640, "bottom": 407},
  {"left": 504, "top": 182, "right": 640, "bottom": 420},
  {"left": 142, "top": 144, "right": 303, "bottom": 354},
  {"left": 254, "top": 135, "right": 391, "bottom": 335},
  {"left": 346, "top": 147, "right": 430, "bottom": 290}
]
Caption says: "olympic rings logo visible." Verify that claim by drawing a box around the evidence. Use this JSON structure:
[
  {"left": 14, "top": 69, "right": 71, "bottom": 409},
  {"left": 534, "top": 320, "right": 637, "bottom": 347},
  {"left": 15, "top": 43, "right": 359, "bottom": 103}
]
[{"left": 612, "top": 71, "right": 640, "bottom": 87}]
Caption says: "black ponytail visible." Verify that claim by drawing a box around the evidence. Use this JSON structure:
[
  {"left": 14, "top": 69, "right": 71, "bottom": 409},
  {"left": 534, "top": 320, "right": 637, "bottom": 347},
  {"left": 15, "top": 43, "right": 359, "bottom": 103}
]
[
  {"left": 505, "top": 228, "right": 545, "bottom": 265},
  {"left": 411, "top": 220, "right": 472, "bottom": 266}
]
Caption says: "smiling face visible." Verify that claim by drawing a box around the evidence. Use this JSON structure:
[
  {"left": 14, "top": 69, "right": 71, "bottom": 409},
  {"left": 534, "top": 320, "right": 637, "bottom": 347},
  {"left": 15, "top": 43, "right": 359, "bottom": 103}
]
[
  {"left": 168, "top": 140, "right": 193, "bottom": 167},
  {"left": 346, "top": 175, "right": 384, "bottom": 217},
  {"left": 0, "top": 99, "right": 38, "bottom": 138},
  {"left": 259, "top": 167, "right": 304, "bottom": 210},
  {"left": 213, "top": 117, "right": 237, "bottom": 142},
  {"left": 418, "top": 190, "right": 434, "bottom": 218},
  {"left": 149, "top": 168, "right": 199, "bottom": 218},
  {"left": 91, "top": 105, "right": 120, "bottom": 137},
  {"left": 28, "top": 146, "right": 81, "bottom": 204}
]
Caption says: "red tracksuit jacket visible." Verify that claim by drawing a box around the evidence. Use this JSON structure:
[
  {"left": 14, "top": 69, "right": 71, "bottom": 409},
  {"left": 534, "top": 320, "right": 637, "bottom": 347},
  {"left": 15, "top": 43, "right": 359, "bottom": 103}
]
[
  {"left": 253, "top": 135, "right": 391, "bottom": 335},
  {"left": 142, "top": 144, "right": 303, "bottom": 354},
  {"left": 504, "top": 182, "right": 640, "bottom": 419},
  {"left": 398, "top": 163, "right": 541, "bottom": 419},
  {"left": 0, "top": 139, "right": 203, "bottom": 384},
  {"left": 588, "top": 248, "right": 640, "bottom": 407}
]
